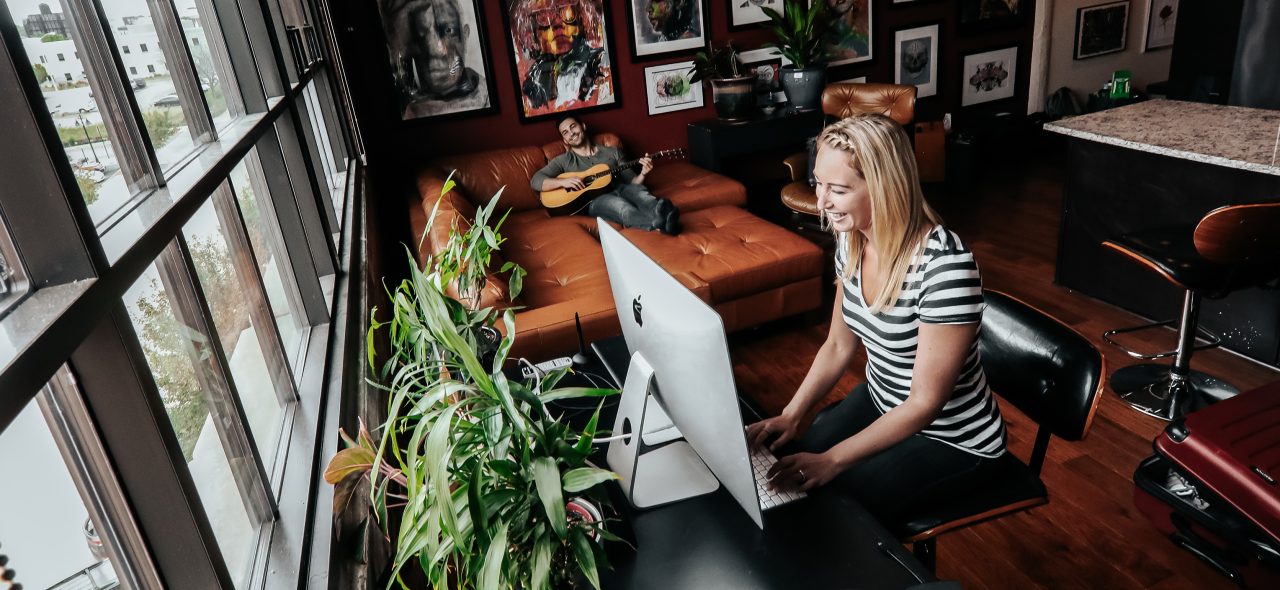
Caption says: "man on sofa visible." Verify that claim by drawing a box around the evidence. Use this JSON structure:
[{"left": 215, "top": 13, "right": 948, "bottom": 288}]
[{"left": 531, "top": 116, "right": 680, "bottom": 235}]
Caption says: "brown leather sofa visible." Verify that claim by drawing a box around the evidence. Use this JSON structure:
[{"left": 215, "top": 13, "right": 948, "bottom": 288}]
[{"left": 412, "top": 133, "right": 825, "bottom": 360}]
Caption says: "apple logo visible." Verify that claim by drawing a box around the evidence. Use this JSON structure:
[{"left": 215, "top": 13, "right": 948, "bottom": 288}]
[{"left": 632, "top": 295, "right": 643, "bottom": 327}]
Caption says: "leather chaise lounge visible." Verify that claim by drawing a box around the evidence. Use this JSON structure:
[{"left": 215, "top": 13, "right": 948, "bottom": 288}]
[{"left": 411, "top": 133, "right": 825, "bottom": 360}]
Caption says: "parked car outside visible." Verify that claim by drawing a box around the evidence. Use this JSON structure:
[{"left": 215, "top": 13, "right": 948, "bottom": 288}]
[
  {"left": 153, "top": 94, "right": 181, "bottom": 107},
  {"left": 130, "top": 77, "right": 146, "bottom": 89}
]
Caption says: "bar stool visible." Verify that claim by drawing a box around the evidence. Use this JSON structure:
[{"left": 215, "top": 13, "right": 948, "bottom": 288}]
[{"left": 1101, "top": 202, "right": 1280, "bottom": 421}]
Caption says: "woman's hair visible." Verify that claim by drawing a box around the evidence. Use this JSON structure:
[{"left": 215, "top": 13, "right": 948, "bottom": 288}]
[{"left": 818, "top": 114, "right": 941, "bottom": 313}]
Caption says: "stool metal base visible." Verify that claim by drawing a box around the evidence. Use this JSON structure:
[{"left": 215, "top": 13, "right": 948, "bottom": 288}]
[{"left": 1110, "top": 364, "right": 1239, "bottom": 421}]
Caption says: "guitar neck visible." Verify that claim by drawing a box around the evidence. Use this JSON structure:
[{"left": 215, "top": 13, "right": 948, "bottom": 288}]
[{"left": 606, "top": 149, "right": 681, "bottom": 176}]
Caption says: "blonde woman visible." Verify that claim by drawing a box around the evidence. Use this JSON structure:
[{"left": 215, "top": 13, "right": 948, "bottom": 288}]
[{"left": 745, "top": 114, "right": 1007, "bottom": 524}]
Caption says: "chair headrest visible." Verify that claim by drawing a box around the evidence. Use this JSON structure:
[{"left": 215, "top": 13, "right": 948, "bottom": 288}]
[{"left": 821, "top": 83, "right": 916, "bottom": 126}]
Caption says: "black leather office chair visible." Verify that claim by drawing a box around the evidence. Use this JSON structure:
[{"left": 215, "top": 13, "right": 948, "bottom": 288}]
[{"left": 894, "top": 290, "right": 1105, "bottom": 572}]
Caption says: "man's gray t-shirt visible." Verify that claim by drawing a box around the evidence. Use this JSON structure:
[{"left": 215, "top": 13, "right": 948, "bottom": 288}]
[{"left": 530, "top": 146, "right": 636, "bottom": 192}]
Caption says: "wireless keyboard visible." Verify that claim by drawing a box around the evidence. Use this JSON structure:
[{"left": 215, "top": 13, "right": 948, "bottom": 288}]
[{"left": 750, "top": 447, "right": 807, "bottom": 509}]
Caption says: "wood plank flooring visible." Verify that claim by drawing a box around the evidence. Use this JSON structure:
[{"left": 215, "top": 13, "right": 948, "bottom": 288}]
[{"left": 726, "top": 160, "right": 1279, "bottom": 589}]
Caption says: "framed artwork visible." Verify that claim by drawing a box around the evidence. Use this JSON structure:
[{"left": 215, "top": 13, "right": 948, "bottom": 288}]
[
  {"left": 961, "top": 45, "right": 1017, "bottom": 106},
  {"left": 374, "top": 0, "right": 498, "bottom": 121},
  {"left": 737, "top": 47, "right": 791, "bottom": 104},
  {"left": 1143, "top": 0, "right": 1178, "bottom": 51},
  {"left": 1074, "top": 1, "right": 1129, "bottom": 60},
  {"left": 894, "top": 24, "right": 939, "bottom": 99},
  {"left": 834, "top": 76, "right": 867, "bottom": 84},
  {"left": 958, "top": 0, "right": 1027, "bottom": 34},
  {"left": 643, "top": 60, "right": 705, "bottom": 114},
  {"left": 627, "top": 0, "right": 708, "bottom": 58},
  {"left": 729, "top": 0, "right": 781, "bottom": 29},
  {"left": 825, "top": 0, "right": 873, "bottom": 66},
  {"left": 503, "top": 0, "right": 619, "bottom": 121}
]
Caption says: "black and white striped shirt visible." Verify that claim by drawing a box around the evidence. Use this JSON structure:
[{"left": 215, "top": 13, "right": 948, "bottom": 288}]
[{"left": 836, "top": 226, "right": 1007, "bottom": 458}]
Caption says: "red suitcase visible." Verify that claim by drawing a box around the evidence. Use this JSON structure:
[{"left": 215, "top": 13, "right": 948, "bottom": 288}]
[{"left": 1133, "top": 381, "right": 1280, "bottom": 588}]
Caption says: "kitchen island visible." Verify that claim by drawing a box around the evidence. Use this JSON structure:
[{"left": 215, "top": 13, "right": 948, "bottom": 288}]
[{"left": 1045, "top": 99, "right": 1280, "bottom": 367}]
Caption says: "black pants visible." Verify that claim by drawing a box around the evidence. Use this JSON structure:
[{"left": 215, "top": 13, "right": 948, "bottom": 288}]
[
  {"left": 789, "top": 383, "right": 1003, "bottom": 529},
  {"left": 586, "top": 183, "right": 665, "bottom": 230}
]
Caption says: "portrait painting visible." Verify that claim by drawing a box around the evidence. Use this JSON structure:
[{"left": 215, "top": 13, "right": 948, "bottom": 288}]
[
  {"left": 629, "top": 0, "right": 707, "bottom": 57},
  {"left": 375, "top": 0, "right": 497, "bottom": 120},
  {"left": 961, "top": 46, "right": 1017, "bottom": 106},
  {"left": 505, "top": 0, "right": 618, "bottom": 121},
  {"left": 825, "top": 0, "right": 873, "bottom": 67},
  {"left": 1075, "top": 1, "right": 1129, "bottom": 60},
  {"left": 1143, "top": 0, "right": 1177, "bottom": 51},
  {"left": 644, "top": 60, "right": 704, "bottom": 114},
  {"left": 729, "top": 0, "right": 780, "bottom": 28},
  {"left": 958, "top": 0, "right": 1025, "bottom": 34},
  {"left": 894, "top": 24, "right": 938, "bottom": 99}
]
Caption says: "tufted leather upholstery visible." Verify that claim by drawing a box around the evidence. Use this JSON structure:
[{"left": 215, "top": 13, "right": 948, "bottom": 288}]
[
  {"left": 412, "top": 140, "right": 824, "bottom": 360},
  {"left": 895, "top": 290, "right": 1104, "bottom": 560},
  {"left": 781, "top": 83, "right": 917, "bottom": 217}
]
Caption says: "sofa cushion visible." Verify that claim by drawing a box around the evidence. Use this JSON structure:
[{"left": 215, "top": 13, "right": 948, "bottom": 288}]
[
  {"left": 501, "top": 214, "right": 613, "bottom": 309},
  {"left": 644, "top": 161, "right": 747, "bottom": 212},
  {"left": 620, "top": 206, "right": 823, "bottom": 303},
  {"left": 434, "top": 146, "right": 548, "bottom": 212}
]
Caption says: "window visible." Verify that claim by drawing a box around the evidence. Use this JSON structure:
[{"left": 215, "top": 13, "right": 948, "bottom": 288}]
[
  {"left": 129, "top": 66, "right": 137, "bottom": 75},
  {"left": 192, "top": 37, "right": 199, "bottom": 46},
  {"left": 64, "top": 72, "right": 72, "bottom": 81},
  {"left": 57, "top": 52, "right": 65, "bottom": 61},
  {"left": 123, "top": 45, "right": 130, "bottom": 54},
  {"left": 139, "top": 43, "right": 148, "bottom": 52},
  {"left": 0, "top": 213, "right": 28, "bottom": 314},
  {"left": 146, "top": 64, "right": 155, "bottom": 74},
  {"left": 39, "top": 54, "right": 46, "bottom": 63}
]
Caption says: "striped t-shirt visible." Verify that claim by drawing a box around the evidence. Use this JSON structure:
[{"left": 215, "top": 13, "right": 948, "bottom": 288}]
[{"left": 835, "top": 225, "right": 1007, "bottom": 458}]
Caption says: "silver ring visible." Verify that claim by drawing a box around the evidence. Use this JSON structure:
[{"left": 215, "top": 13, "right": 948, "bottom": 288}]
[{"left": 798, "top": 469, "right": 806, "bottom": 483}]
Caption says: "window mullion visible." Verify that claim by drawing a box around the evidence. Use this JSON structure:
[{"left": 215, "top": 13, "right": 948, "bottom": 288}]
[
  {"left": 66, "top": 0, "right": 160, "bottom": 190},
  {"left": 293, "top": 92, "right": 337, "bottom": 230},
  {"left": 261, "top": 0, "right": 298, "bottom": 85},
  {"left": 253, "top": 130, "right": 329, "bottom": 324},
  {"left": 195, "top": 0, "right": 245, "bottom": 118},
  {"left": 211, "top": 183, "right": 299, "bottom": 402},
  {"left": 157, "top": 237, "right": 277, "bottom": 523},
  {"left": 208, "top": 0, "right": 268, "bottom": 112},
  {"left": 276, "top": 112, "right": 337, "bottom": 276},
  {"left": 147, "top": 0, "right": 216, "bottom": 141}
]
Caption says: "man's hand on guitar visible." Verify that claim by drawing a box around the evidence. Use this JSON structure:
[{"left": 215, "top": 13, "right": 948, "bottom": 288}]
[
  {"left": 639, "top": 155, "right": 654, "bottom": 176},
  {"left": 555, "top": 177, "right": 586, "bottom": 191}
]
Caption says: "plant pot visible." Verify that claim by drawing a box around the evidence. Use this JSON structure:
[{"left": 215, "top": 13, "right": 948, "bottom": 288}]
[
  {"left": 709, "top": 75, "right": 757, "bottom": 121},
  {"left": 779, "top": 65, "right": 827, "bottom": 111}
]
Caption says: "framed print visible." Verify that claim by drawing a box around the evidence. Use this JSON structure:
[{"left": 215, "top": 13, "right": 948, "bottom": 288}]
[
  {"left": 1074, "top": 1, "right": 1129, "bottom": 60},
  {"left": 958, "top": 0, "right": 1027, "bottom": 34},
  {"left": 644, "top": 60, "right": 705, "bottom": 114},
  {"left": 504, "top": 0, "right": 618, "bottom": 121},
  {"left": 737, "top": 47, "right": 791, "bottom": 105},
  {"left": 375, "top": 0, "right": 498, "bottom": 121},
  {"left": 628, "top": 0, "right": 708, "bottom": 58},
  {"left": 894, "top": 24, "right": 939, "bottom": 99},
  {"left": 835, "top": 76, "right": 867, "bottom": 84},
  {"left": 961, "top": 45, "right": 1017, "bottom": 106},
  {"left": 1143, "top": 0, "right": 1178, "bottom": 51},
  {"left": 729, "top": 0, "right": 781, "bottom": 29},
  {"left": 826, "top": 0, "right": 873, "bottom": 66}
]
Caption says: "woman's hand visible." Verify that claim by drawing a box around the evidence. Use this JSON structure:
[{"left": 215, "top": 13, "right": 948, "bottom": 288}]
[
  {"left": 745, "top": 412, "right": 803, "bottom": 452},
  {"left": 766, "top": 451, "right": 844, "bottom": 492}
]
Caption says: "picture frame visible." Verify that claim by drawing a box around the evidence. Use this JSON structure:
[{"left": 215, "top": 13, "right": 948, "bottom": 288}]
[
  {"left": 643, "top": 60, "right": 705, "bottom": 115},
  {"left": 893, "top": 23, "right": 939, "bottom": 99},
  {"left": 834, "top": 76, "right": 868, "bottom": 84},
  {"left": 961, "top": 45, "right": 1017, "bottom": 106},
  {"left": 1143, "top": 0, "right": 1178, "bottom": 52},
  {"left": 825, "top": 0, "right": 873, "bottom": 67},
  {"left": 737, "top": 47, "right": 792, "bottom": 105},
  {"left": 627, "top": 0, "right": 708, "bottom": 59},
  {"left": 728, "top": 0, "right": 781, "bottom": 29},
  {"left": 503, "top": 0, "right": 620, "bottom": 122},
  {"left": 958, "top": 0, "right": 1028, "bottom": 34},
  {"left": 1074, "top": 1, "right": 1129, "bottom": 60},
  {"left": 374, "top": 0, "right": 498, "bottom": 121}
]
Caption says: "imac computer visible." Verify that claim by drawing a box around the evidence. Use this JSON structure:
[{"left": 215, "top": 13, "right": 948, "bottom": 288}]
[{"left": 598, "top": 220, "right": 804, "bottom": 529}]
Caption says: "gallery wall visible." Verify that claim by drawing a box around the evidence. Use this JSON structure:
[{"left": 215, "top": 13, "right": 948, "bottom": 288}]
[
  {"left": 330, "top": 0, "right": 1039, "bottom": 168},
  {"left": 1046, "top": 0, "right": 1173, "bottom": 104}
]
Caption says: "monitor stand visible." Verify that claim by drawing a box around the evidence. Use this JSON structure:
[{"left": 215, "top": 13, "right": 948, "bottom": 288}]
[{"left": 607, "top": 353, "right": 719, "bottom": 509}]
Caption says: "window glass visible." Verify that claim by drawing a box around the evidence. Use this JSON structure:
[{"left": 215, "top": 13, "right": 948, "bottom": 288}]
[
  {"left": 229, "top": 153, "right": 306, "bottom": 369},
  {"left": 174, "top": 0, "right": 238, "bottom": 130},
  {"left": 0, "top": 398, "right": 121, "bottom": 590},
  {"left": 4, "top": 1, "right": 132, "bottom": 226},
  {"left": 100, "top": 0, "right": 199, "bottom": 172},
  {"left": 183, "top": 198, "right": 285, "bottom": 463},
  {"left": 124, "top": 261, "right": 259, "bottom": 586}
]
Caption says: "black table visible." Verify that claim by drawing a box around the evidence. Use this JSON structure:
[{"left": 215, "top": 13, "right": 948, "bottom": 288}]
[
  {"left": 548, "top": 336, "right": 940, "bottom": 590},
  {"left": 687, "top": 109, "right": 825, "bottom": 173}
]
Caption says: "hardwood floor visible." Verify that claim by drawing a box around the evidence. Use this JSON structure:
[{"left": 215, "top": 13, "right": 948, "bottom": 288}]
[{"left": 726, "top": 159, "right": 1279, "bottom": 589}]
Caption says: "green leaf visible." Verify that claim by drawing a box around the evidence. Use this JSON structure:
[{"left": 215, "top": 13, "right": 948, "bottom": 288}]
[
  {"left": 532, "top": 456, "right": 567, "bottom": 538},
  {"left": 538, "top": 387, "right": 619, "bottom": 403},
  {"left": 467, "top": 464, "right": 490, "bottom": 546},
  {"left": 562, "top": 467, "right": 619, "bottom": 493},
  {"left": 570, "top": 527, "right": 601, "bottom": 590},
  {"left": 531, "top": 531, "right": 554, "bottom": 590},
  {"left": 572, "top": 401, "right": 603, "bottom": 456},
  {"left": 324, "top": 445, "right": 375, "bottom": 484},
  {"left": 478, "top": 520, "right": 508, "bottom": 590},
  {"left": 489, "top": 459, "right": 520, "bottom": 479}
]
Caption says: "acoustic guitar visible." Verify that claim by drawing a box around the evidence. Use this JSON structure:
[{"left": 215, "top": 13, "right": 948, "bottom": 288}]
[{"left": 539, "top": 148, "right": 686, "bottom": 215}]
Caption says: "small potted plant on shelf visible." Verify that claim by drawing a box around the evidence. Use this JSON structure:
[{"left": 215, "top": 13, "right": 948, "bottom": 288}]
[
  {"left": 688, "top": 42, "right": 756, "bottom": 121},
  {"left": 326, "top": 175, "right": 622, "bottom": 589},
  {"left": 762, "top": 0, "right": 830, "bottom": 111}
]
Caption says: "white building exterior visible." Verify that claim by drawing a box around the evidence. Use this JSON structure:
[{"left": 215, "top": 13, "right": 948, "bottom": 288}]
[{"left": 19, "top": 10, "right": 209, "bottom": 83}]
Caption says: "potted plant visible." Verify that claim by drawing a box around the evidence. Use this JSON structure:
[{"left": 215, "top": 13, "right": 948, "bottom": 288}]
[
  {"left": 326, "top": 176, "right": 622, "bottom": 589},
  {"left": 762, "top": 0, "right": 830, "bottom": 111},
  {"left": 688, "top": 42, "right": 756, "bottom": 121}
]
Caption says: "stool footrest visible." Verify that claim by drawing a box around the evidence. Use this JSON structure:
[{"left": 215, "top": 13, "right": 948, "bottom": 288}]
[{"left": 1102, "top": 320, "right": 1222, "bottom": 360}]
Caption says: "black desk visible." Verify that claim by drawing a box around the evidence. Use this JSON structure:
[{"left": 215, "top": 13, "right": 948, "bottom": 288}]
[
  {"left": 687, "top": 109, "right": 825, "bottom": 173},
  {"left": 551, "top": 337, "right": 939, "bottom": 589}
]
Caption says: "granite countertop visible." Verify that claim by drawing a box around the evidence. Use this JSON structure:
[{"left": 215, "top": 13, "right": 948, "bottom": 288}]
[{"left": 1043, "top": 99, "right": 1280, "bottom": 177}]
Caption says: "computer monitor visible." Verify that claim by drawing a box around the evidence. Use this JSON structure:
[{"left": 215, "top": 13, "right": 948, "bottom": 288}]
[{"left": 598, "top": 220, "right": 765, "bottom": 528}]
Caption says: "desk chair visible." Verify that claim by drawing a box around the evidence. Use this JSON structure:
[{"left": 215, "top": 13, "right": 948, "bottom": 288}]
[
  {"left": 896, "top": 290, "right": 1104, "bottom": 572},
  {"left": 779, "top": 83, "right": 916, "bottom": 223},
  {"left": 1101, "top": 201, "right": 1280, "bottom": 421}
]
